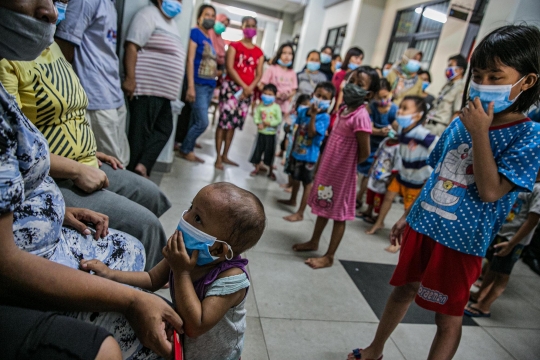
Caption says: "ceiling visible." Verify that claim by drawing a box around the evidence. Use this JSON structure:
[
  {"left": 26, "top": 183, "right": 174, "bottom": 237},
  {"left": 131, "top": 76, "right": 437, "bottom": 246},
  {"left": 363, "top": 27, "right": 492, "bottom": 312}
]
[{"left": 238, "top": 0, "right": 307, "bottom": 13}]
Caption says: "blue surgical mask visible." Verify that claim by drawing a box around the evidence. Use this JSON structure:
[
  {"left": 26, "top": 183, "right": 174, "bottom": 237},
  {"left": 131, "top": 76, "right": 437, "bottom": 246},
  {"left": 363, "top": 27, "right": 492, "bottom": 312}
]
[
  {"left": 348, "top": 63, "right": 360, "bottom": 71},
  {"left": 277, "top": 59, "right": 292, "bottom": 67},
  {"left": 306, "top": 61, "right": 320, "bottom": 72},
  {"left": 335, "top": 62, "right": 342, "bottom": 70},
  {"left": 311, "top": 96, "right": 330, "bottom": 111},
  {"left": 297, "top": 105, "right": 309, "bottom": 111},
  {"left": 403, "top": 59, "right": 421, "bottom": 74},
  {"left": 382, "top": 69, "right": 390, "bottom": 77},
  {"left": 422, "top": 81, "right": 430, "bottom": 92},
  {"left": 161, "top": 0, "right": 182, "bottom": 18},
  {"left": 177, "top": 210, "right": 233, "bottom": 266},
  {"left": 320, "top": 53, "right": 332, "bottom": 64},
  {"left": 261, "top": 94, "right": 275, "bottom": 106},
  {"left": 55, "top": 1, "right": 67, "bottom": 25},
  {"left": 396, "top": 113, "right": 422, "bottom": 129},
  {"left": 468, "top": 78, "right": 525, "bottom": 113}
]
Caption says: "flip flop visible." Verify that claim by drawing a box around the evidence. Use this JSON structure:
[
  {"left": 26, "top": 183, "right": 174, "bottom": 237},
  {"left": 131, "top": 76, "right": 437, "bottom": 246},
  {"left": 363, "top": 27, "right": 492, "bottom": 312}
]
[
  {"left": 268, "top": 173, "right": 277, "bottom": 181},
  {"left": 464, "top": 306, "right": 491, "bottom": 318},
  {"left": 249, "top": 170, "right": 258, "bottom": 177},
  {"left": 351, "top": 348, "right": 383, "bottom": 360}
]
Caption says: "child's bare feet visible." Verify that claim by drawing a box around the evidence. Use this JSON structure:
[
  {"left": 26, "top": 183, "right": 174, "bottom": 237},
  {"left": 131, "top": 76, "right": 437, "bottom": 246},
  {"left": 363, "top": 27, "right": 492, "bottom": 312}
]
[
  {"left": 222, "top": 157, "right": 239, "bottom": 166},
  {"left": 258, "top": 165, "right": 268, "bottom": 173},
  {"left": 215, "top": 158, "right": 224, "bottom": 170},
  {"left": 305, "top": 255, "right": 333, "bottom": 269},
  {"left": 284, "top": 187, "right": 293, "bottom": 193},
  {"left": 283, "top": 213, "right": 303, "bottom": 222},
  {"left": 384, "top": 244, "right": 401, "bottom": 253},
  {"left": 277, "top": 199, "right": 296, "bottom": 206},
  {"left": 178, "top": 151, "right": 205, "bottom": 163},
  {"left": 366, "top": 223, "right": 384, "bottom": 235},
  {"left": 292, "top": 240, "right": 318, "bottom": 252}
]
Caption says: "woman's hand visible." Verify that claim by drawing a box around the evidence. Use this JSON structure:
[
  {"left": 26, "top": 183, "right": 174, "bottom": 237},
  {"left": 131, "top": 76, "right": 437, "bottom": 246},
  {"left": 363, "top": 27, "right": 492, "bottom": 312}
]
[
  {"left": 96, "top": 152, "right": 123, "bottom": 170},
  {"left": 122, "top": 77, "right": 137, "bottom": 100},
  {"left": 73, "top": 163, "right": 109, "bottom": 193},
  {"left": 186, "top": 86, "right": 196, "bottom": 103},
  {"left": 390, "top": 215, "right": 408, "bottom": 246},
  {"left": 162, "top": 231, "right": 199, "bottom": 274},
  {"left": 80, "top": 259, "right": 112, "bottom": 278},
  {"left": 64, "top": 207, "right": 109, "bottom": 240},
  {"left": 459, "top": 97, "right": 494, "bottom": 135},
  {"left": 243, "top": 85, "right": 253, "bottom": 97}
]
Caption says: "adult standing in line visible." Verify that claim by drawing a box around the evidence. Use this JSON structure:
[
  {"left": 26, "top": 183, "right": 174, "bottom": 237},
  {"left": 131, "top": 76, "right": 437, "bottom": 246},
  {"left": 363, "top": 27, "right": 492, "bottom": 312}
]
[
  {"left": 55, "top": 0, "right": 131, "bottom": 167},
  {"left": 332, "top": 47, "right": 364, "bottom": 108},
  {"left": 424, "top": 54, "right": 467, "bottom": 136},
  {"left": 0, "top": 0, "right": 182, "bottom": 358},
  {"left": 210, "top": 13, "right": 230, "bottom": 75},
  {"left": 179, "top": 4, "right": 218, "bottom": 163},
  {"left": 123, "top": 0, "right": 186, "bottom": 177},
  {"left": 386, "top": 48, "right": 424, "bottom": 105},
  {"left": 215, "top": 16, "right": 264, "bottom": 170},
  {"left": 319, "top": 46, "right": 335, "bottom": 81}
]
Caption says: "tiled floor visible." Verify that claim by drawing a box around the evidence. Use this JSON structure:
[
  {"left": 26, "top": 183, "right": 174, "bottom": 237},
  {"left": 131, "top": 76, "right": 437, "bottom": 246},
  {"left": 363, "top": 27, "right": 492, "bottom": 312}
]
[{"left": 152, "top": 115, "right": 540, "bottom": 360}]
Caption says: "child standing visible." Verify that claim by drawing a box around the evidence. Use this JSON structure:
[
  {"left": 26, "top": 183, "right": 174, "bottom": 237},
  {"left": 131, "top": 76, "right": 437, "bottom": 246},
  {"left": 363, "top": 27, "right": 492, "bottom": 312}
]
[
  {"left": 359, "top": 134, "right": 401, "bottom": 223},
  {"left": 250, "top": 84, "right": 282, "bottom": 180},
  {"left": 293, "top": 67, "right": 380, "bottom": 269},
  {"left": 297, "top": 50, "right": 328, "bottom": 96},
  {"left": 465, "top": 171, "right": 540, "bottom": 318},
  {"left": 279, "top": 82, "right": 335, "bottom": 222},
  {"left": 350, "top": 25, "right": 540, "bottom": 360},
  {"left": 82, "top": 183, "right": 266, "bottom": 360},
  {"left": 366, "top": 96, "right": 437, "bottom": 240}
]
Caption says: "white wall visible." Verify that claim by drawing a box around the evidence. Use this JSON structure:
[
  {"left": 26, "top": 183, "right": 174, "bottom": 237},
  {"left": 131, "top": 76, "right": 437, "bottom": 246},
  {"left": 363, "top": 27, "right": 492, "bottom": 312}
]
[
  {"left": 292, "top": 18, "right": 303, "bottom": 37},
  {"left": 351, "top": 0, "right": 387, "bottom": 65},
  {"left": 295, "top": 0, "right": 326, "bottom": 71},
  {"left": 477, "top": 0, "right": 540, "bottom": 42},
  {"left": 317, "top": 0, "right": 352, "bottom": 50}
]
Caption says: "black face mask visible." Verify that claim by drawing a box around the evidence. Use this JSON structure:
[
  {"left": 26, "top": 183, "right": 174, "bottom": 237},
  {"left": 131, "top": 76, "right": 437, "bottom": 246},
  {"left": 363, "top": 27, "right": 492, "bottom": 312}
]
[
  {"left": 343, "top": 83, "right": 369, "bottom": 108},
  {"left": 202, "top": 19, "right": 215, "bottom": 30}
]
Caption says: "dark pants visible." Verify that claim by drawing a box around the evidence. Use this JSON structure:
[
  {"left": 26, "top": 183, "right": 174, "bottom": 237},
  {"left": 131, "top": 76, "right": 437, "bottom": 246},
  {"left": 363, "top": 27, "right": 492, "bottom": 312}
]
[
  {"left": 250, "top": 133, "right": 276, "bottom": 167},
  {"left": 525, "top": 225, "right": 540, "bottom": 259},
  {"left": 127, "top": 96, "right": 173, "bottom": 174}
]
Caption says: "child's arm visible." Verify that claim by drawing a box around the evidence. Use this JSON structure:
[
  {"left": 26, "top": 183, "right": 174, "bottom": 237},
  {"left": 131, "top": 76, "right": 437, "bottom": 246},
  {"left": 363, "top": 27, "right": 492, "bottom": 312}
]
[
  {"left": 460, "top": 99, "right": 514, "bottom": 202},
  {"left": 268, "top": 105, "right": 283, "bottom": 127},
  {"left": 307, "top": 103, "right": 319, "bottom": 137},
  {"left": 494, "top": 212, "right": 540, "bottom": 257},
  {"left": 253, "top": 106, "right": 262, "bottom": 124},
  {"left": 356, "top": 131, "right": 370, "bottom": 164},
  {"left": 80, "top": 258, "right": 170, "bottom": 292},
  {"left": 164, "top": 231, "right": 246, "bottom": 338}
]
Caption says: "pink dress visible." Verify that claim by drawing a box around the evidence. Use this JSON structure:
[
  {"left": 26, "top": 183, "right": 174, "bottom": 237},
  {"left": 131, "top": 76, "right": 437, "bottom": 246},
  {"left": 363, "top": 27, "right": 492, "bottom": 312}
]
[
  {"left": 260, "top": 65, "right": 298, "bottom": 115},
  {"left": 308, "top": 105, "right": 372, "bottom": 221}
]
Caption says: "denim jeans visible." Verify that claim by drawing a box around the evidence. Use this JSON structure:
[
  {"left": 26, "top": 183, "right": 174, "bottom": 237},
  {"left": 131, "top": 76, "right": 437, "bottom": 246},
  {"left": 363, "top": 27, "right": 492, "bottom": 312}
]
[{"left": 180, "top": 84, "right": 215, "bottom": 153}]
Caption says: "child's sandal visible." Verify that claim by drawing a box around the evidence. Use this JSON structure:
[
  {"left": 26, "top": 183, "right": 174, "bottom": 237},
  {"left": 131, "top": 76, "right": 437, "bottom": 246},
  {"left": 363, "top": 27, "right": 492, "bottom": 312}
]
[
  {"left": 268, "top": 173, "right": 277, "bottom": 181},
  {"left": 249, "top": 170, "right": 258, "bottom": 177}
]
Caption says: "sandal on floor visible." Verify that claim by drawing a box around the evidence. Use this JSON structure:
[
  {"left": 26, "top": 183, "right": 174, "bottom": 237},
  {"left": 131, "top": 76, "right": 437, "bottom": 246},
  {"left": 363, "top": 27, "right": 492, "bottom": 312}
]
[
  {"left": 268, "top": 173, "right": 277, "bottom": 181},
  {"left": 464, "top": 306, "right": 491, "bottom": 318},
  {"left": 362, "top": 216, "right": 377, "bottom": 224},
  {"left": 249, "top": 170, "right": 258, "bottom": 177},
  {"left": 351, "top": 348, "right": 383, "bottom": 360}
]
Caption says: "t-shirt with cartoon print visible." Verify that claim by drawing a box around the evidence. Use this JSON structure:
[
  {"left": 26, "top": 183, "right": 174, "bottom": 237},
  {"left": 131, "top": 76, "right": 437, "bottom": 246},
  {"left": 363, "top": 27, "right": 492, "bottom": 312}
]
[{"left": 367, "top": 138, "right": 401, "bottom": 194}]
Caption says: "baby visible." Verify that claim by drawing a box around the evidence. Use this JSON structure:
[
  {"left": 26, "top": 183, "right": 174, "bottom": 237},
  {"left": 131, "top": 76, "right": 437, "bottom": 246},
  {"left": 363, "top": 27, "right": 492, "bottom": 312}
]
[{"left": 81, "top": 182, "right": 266, "bottom": 360}]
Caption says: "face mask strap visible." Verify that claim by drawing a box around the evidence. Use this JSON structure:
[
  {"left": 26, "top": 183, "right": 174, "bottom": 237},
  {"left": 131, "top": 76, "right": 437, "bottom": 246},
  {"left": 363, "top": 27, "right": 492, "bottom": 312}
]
[{"left": 216, "top": 240, "right": 234, "bottom": 260}]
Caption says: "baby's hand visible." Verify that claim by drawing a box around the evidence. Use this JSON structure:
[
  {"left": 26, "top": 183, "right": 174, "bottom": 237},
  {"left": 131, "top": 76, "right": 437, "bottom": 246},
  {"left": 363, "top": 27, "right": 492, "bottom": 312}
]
[
  {"left": 162, "top": 230, "right": 199, "bottom": 274},
  {"left": 80, "top": 259, "right": 112, "bottom": 279}
]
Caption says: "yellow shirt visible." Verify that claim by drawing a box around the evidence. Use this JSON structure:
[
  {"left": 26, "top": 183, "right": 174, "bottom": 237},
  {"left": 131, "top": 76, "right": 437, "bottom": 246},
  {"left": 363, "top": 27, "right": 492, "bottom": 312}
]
[{"left": 0, "top": 42, "right": 98, "bottom": 168}]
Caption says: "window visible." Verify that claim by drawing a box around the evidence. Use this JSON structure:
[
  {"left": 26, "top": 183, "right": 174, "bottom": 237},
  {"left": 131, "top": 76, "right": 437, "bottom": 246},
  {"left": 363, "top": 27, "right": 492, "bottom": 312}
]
[
  {"left": 325, "top": 25, "right": 347, "bottom": 55},
  {"left": 385, "top": 0, "right": 450, "bottom": 69}
]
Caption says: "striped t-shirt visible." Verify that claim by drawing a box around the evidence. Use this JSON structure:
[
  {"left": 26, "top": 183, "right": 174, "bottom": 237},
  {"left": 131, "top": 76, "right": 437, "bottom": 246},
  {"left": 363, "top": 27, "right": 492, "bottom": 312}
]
[
  {"left": 397, "top": 124, "right": 438, "bottom": 188},
  {"left": 126, "top": 5, "right": 185, "bottom": 100}
]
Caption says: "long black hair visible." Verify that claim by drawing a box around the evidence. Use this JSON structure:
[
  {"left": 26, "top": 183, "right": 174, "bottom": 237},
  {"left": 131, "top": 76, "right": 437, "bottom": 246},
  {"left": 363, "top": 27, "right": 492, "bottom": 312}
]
[
  {"left": 273, "top": 43, "right": 295, "bottom": 69},
  {"left": 196, "top": 4, "right": 216, "bottom": 21},
  {"left": 347, "top": 65, "right": 380, "bottom": 94},
  {"left": 462, "top": 25, "right": 540, "bottom": 113}
]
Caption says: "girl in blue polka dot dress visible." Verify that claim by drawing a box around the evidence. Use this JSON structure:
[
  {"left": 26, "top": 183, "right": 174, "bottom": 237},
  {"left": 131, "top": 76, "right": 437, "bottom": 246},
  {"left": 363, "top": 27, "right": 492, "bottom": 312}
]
[{"left": 349, "top": 25, "right": 540, "bottom": 360}]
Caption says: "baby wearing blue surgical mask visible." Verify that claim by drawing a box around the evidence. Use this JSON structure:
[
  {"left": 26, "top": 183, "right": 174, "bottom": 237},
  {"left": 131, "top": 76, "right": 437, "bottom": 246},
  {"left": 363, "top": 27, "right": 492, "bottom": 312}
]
[{"left": 81, "top": 182, "right": 266, "bottom": 360}]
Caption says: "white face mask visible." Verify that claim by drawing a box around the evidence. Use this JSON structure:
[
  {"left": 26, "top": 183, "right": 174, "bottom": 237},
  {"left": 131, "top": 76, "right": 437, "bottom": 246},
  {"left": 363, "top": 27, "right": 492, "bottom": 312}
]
[{"left": 0, "top": 8, "right": 55, "bottom": 61}]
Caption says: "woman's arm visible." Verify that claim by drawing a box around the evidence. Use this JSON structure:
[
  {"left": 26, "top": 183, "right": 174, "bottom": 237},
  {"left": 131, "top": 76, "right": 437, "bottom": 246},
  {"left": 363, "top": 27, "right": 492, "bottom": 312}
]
[
  {"left": 0, "top": 213, "right": 182, "bottom": 357},
  {"left": 225, "top": 46, "right": 248, "bottom": 91},
  {"left": 356, "top": 131, "right": 370, "bottom": 163},
  {"left": 185, "top": 39, "right": 198, "bottom": 103},
  {"left": 122, "top": 42, "right": 140, "bottom": 100},
  {"left": 250, "top": 55, "right": 265, "bottom": 92},
  {"left": 80, "top": 258, "right": 170, "bottom": 292},
  {"left": 49, "top": 154, "right": 109, "bottom": 193}
]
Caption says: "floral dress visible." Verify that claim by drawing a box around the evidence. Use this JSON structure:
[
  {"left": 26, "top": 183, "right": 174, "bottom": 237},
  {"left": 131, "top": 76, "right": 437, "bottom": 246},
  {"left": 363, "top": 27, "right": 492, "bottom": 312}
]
[{"left": 0, "top": 83, "right": 156, "bottom": 359}]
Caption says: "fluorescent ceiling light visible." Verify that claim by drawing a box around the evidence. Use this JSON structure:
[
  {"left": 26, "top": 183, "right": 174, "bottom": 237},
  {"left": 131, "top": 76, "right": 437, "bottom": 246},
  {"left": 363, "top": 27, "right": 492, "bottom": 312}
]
[
  {"left": 227, "top": 6, "right": 257, "bottom": 18},
  {"left": 415, "top": 7, "right": 422, "bottom": 14},
  {"left": 422, "top": 8, "right": 447, "bottom": 23}
]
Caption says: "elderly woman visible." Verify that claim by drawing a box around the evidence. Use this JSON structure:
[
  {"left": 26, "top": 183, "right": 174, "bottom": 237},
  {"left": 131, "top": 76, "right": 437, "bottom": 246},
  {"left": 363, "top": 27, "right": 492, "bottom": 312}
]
[
  {"left": 386, "top": 48, "right": 424, "bottom": 104},
  {"left": 123, "top": 0, "right": 185, "bottom": 177},
  {"left": 0, "top": 0, "right": 181, "bottom": 358}
]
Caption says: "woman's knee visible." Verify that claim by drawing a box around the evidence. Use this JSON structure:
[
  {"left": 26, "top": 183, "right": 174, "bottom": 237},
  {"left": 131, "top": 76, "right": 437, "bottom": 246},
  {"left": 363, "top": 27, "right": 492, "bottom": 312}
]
[{"left": 95, "top": 336, "right": 122, "bottom": 360}]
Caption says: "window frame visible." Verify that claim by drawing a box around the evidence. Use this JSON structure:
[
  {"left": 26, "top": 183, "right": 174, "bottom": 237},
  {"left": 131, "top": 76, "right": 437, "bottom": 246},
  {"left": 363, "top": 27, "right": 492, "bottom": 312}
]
[{"left": 325, "top": 24, "right": 347, "bottom": 55}]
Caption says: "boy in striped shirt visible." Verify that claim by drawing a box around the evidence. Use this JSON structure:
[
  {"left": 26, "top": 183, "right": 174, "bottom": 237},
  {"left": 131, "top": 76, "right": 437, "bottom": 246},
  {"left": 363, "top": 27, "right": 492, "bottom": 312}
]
[{"left": 366, "top": 96, "right": 438, "bottom": 242}]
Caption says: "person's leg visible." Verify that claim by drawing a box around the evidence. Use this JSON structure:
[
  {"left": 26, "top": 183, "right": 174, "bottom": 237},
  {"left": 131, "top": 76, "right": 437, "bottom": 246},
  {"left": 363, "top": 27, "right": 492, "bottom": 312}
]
[
  {"left": 215, "top": 127, "right": 225, "bottom": 169},
  {"left": 284, "top": 182, "right": 313, "bottom": 222},
  {"left": 264, "top": 134, "right": 276, "bottom": 179},
  {"left": 180, "top": 85, "right": 211, "bottom": 162},
  {"left": 127, "top": 96, "right": 152, "bottom": 174},
  {"left": 137, "top": 97, "right": 173, "bottom": 174},
  {"left": 222, "top": 128, "right": 238, "bottom": 166},
  {"left": 466, "top": 271, "right": 509, "bottom": 315},
  {"left": 96, "top": 336, "right": 122, "bottom": 360},
  {"left": 101, "top": 163, "right": 171, "bottom": 217},
  {"left": 293, "top": 216, "right": 329, "bottom": 251},
  {"left": 250, "top": 134, "right": 265, "bottom": 175},
  {"left": 356, "top": 175, "right": 369, "bottom": 207},
  {"left": 305, "top": 220, "right": 346, "bottom": 269},
  {"left": 427, "top": 313, "right": 463, "bottom": 360},
  {"left": 87, "top": 107, "right": 131, "bottom": 167},
  {"left": 351, "top": 283, "right": 420, "bottom": 360},
  {"left": 222, "top": 97, "right": 250, "bottom": 166},
  {"left": 366, "top": 190, "right": 398, "bottom": 234},
  {"left": 279, "top": 179, "right": 300, "bottom": 206},
  {"left": 115, "top": 104, "right": 131, "bottom": 167},
  {"left": 57, "top": 179, "right": 167, "bottom": 270},
  {"left": 470, "top": 267, "right": 496, "bottom": 303}
]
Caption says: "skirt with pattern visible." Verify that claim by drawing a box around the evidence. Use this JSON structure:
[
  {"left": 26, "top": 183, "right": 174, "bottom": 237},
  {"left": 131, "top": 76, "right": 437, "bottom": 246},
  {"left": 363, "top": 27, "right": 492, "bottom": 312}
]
[{"left": 218, "top": 80, "right": 252, "bottom": 130}]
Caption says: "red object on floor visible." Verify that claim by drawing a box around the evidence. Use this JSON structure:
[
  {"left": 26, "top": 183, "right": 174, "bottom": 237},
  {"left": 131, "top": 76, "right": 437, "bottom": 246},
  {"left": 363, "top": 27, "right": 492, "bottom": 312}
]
[{"left": 174, "top": 330, "right": 183, "bottom": 360}]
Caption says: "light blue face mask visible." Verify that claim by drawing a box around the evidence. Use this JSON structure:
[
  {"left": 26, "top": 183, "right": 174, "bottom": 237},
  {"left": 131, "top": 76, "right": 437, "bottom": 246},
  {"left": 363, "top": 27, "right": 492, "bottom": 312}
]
[
  {"left": 306, "top": 61, "right": 320, "bottom": 72},
  {"left": 297, "top": 105, "right": 309, "bottom": 111},
  {"left": 311, "top": 96, "right": 330, "bottom": 111},
  {"left": 396, "top": 112, "right": 421, "bottom": 129},
  {"left": 55, "top": 2, "right": 67, "bottom": 25},
  {"left": 403, "top": 59, "right": 421, "bottom": 74},
  {"left": 161, "top": 0, "right": 182, "bottom": 18},
  {"left": 277, "top": 59, "right": 292, "bottom": 67},
  {"left": 468, "top": 77, "right": 525, "bottom": 113},
  {"left": 320, "top": 53, "right": 332, "bottom": 64},
  {"left": 422, "top": 81, "right": 430, "bottom": 92},
  {"left": 177, "top": 210, "right": 233, "bottom": 266},
  {"left": 382, "top": 69, "right": 390, "bottom": 77},
  {"left": 348, "top": 63, "right": 360, "bottom": 71},
  {"left": 261, "top": 94, "right": 275, "bottom": 105},
  {"left": 335, "top": 62, "right": 342, "bottom": 70}
]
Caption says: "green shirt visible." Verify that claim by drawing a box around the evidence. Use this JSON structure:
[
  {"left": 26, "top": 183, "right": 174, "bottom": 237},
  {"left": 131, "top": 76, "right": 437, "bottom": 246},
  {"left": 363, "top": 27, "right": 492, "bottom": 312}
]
[{"left": 254, "top": 103, "right": 282, "bottom": 135}]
